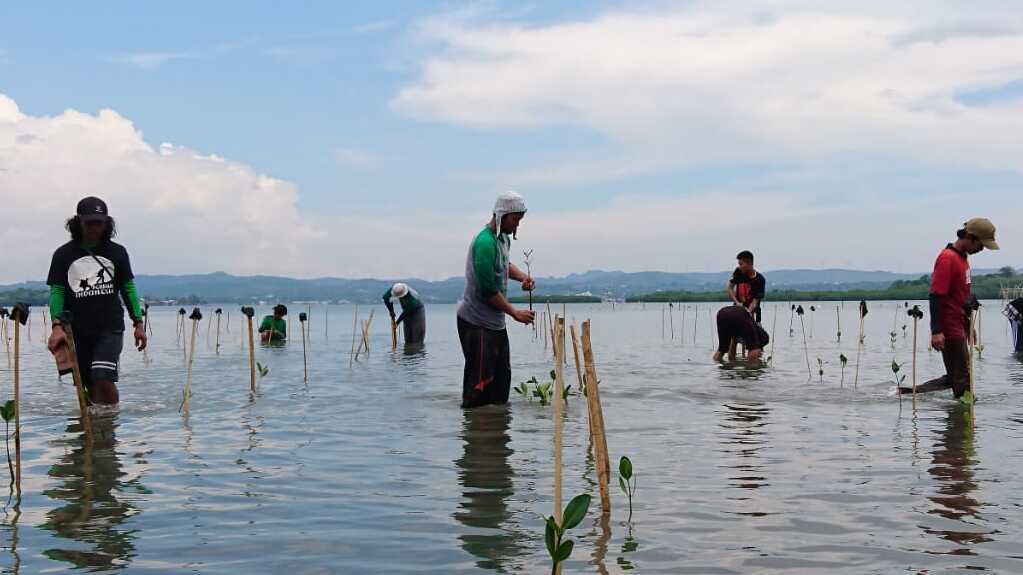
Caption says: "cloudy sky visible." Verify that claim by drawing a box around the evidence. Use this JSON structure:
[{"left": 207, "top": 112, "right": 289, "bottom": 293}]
[{"left": 1, "top": 1, "right": 1021, "bottom": 284}]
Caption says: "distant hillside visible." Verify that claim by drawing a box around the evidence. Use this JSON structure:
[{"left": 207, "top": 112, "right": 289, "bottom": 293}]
[{"left": 1, "top": 267, "right": 1016, "bottom": 305}]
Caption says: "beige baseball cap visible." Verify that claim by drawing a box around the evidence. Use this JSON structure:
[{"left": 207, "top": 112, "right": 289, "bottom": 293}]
[{"left": 964, "top": 217, "right": 999, "bottom": 250}]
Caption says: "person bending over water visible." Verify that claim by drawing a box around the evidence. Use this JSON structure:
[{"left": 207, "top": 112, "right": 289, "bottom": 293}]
[{"left": 713, "top": 305, "right": 769, "bottom": 363}]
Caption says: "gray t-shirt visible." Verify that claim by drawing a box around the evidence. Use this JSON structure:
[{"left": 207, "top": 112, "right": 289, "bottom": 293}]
[{"left": 457, "top": 226, "right": 510, "bottom": 331}]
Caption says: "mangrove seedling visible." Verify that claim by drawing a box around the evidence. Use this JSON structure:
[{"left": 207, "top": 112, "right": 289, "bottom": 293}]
[
  {"left": 796, "top": 306, "right": 812, "bottom": 380},
  {"left": 789, "top": 304, "right": 796, "bottom": 336},
  {"left": 545, "top": 493, "right": 591, "bottom": 575},
  {"left": 619, "top": 456, "right": 636, "bottom": 522},
  {"left": 1, "top": 400, "right": 14, "bottom": 486},
  {"left": 891, "top": 360, "right": 906, "bottom": 387},
  {"left": 839, "top": 353, "right": 848, "bottom": 386},
  {"left": 533, "top": 381, "right": 553, "bottom": 406},
  {"left": 817, "top": 357, "right": 824, "bottom": 384},
  {"left": 514, "top": 381, "right": 531, "bottom": 399},
  {"left": 256, "top": 362, "right": 270, "bottom": 378},
  {"left": 523, "top": 249, "right": 535, "bottom": 311}
]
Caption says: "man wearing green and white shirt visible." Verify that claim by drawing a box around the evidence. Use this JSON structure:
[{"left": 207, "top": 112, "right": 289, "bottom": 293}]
[
  {"left": 457, "top": 192, "right": 536, "bottom": 409},
  {"left": 383, "top": 282, "right": 426, "bottom": 345}
]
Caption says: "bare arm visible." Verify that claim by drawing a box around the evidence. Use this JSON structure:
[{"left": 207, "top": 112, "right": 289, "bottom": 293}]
[
  {"left": 487, "top": 292, "right": 535, "bottom": 325},
  {"left": 726, "top": 282, "right": 740, "bottom": 305},
  {"left": 509, "top": 263, "right": 527, "bottom": 283}
]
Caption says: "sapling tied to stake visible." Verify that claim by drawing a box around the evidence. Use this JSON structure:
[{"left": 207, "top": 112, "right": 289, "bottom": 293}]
[
  {"left": 796, "top": 306, "right": 812, "bottom": 380},
  {"left": 619, "top": 456, "right": 637, "bottom": 522},
  {"left": 1, "top": 400, "right": 14, "bottom": 487},
  {"left": 908, "top": 305, "right": 924, "bottom": 395},
  {"left": 853, "top": 301, "right": 868, "bottom": 388},
  {"left": 544, "top": 493, "right": 591, "bottom": 575}
]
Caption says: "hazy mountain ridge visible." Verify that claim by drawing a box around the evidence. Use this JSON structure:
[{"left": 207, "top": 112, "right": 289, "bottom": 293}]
[{"left": 4, "top": 267, "right": 1015, "bottom": 303}]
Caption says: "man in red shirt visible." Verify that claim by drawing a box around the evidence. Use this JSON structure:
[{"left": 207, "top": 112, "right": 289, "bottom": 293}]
[{"left": 905, "top": 218, "right": 999, "bottom": 401}]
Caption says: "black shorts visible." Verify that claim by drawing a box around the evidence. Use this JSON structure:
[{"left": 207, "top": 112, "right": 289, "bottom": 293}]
[
  {"left": 457, "top": 316, "right": 511, "bottom": 409},
  {"left": 75, "top": 330, "right": 124, "bottom": 389}
]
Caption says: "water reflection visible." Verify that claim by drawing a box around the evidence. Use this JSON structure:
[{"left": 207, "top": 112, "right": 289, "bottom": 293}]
[
  {"left": 718, "top": 402, "right": 771, "bottom": 493},
  {"left": 924, "top": 406, "right": 993, "bottom": 554},
  {"left": 454, "top": 406, "right": 525, "bottom": 572},
  {"left": 40, "top": 415, "right": 141, "bottom": 571}
]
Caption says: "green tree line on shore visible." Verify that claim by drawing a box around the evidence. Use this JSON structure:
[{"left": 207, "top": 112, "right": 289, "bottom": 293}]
[{"left": 629, "top": 268, "right": 1021, "bottom": 303}]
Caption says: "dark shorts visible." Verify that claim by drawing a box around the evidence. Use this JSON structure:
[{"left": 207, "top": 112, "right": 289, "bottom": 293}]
[
  {"left": 457, "top": 316, "right": 511, "bottom": 409},
  {"left": 403, "top": 307, "right": 427, "bottom": 345},
  {"left": 75, "top": 330, "right": 124, "bottom": 389},
  {"left": 914, "top": 338, "right": 970, "bottom": 397}
]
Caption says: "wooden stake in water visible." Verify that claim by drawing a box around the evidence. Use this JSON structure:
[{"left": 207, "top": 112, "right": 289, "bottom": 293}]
[
  {"left": 836, "top": 305, "right": 842, "bottom": 343},
  {"left": 661, "top": 305, "right": 665, "bottom": 339},
  {"left": 796, "top": 306, "right": 812, "bottom": 380},
  {"left": 299, "top": 312, "right": 308, "bottom": 383},
  {"left": 60, "top": 319, "right": 93, "bottom": 437},
  {"left": 570, "top": 323, "right": 585, "bottom": 404},
  {"left": 669, "top": 303, "right": 675, "bottom": 340},
  {"left": 693, "top": 305, "right": 699, "bottom": 346},
  {"left": 553, "top": 316, "right": 566, "bottom": 524},
  {"left": 910, "top": 306, "right": 922, "bottom": 398},
  {"left": 390, "top": 315, "right": 398, "bottom": 350},
  {"left": 10, "top": 304, "right": 29, "bottom": 494},
  {"left": 680, "top": 305, "right": 687, "bottom": 348},
  {"left": 181, "top": 308, "right": 202, "bottom": 411},
  {"left": 581, "top": 320, "right": 611, "bottom": 515},
  {"left": 214, "top": 309, "right": 222, "bottom": 354},
  {"left": 853, "top": 301, "right": 868, "bottom": 388},
  {"left": 349, "top": 305, "right": 359, "bottom": 368},
  {"left": 241, "top": 307, "right": 256, "bottom": 392}
]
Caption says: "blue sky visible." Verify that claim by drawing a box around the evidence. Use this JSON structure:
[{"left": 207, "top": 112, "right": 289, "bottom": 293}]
[{"left": 1, "top": 1, "right": 1021, "bottom": 282}]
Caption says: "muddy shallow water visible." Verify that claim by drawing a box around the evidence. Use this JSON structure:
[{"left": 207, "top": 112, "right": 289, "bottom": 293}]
[{"left": 0, "top": 301, "right": 1021, "bottom": 574}]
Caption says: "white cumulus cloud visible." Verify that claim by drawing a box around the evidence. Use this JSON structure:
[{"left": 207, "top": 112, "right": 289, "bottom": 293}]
[{"left": 394, "top": 1, "right": 1023, "bottom": 173}]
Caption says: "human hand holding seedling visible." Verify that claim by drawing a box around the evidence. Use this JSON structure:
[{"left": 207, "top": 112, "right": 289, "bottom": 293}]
[
  {"left": 134, "top": 321, "right": 148, "bottom": 351},
  {"left": 513, "top": 309, "right": 536, "bottom": 325}
]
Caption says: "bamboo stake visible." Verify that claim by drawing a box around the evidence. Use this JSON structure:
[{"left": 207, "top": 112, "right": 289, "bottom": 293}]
[
  {"left": 307, "top": 305, "right": 312, "bottom": 341},
  {"left": 349, "top": 305, "right": 359, "bottom": 368},
  {"left": 768, "top": 303, "right": 778, "bottom": 361},
  {"left": 61, "top": 322, "right": 93, "bottom": 437},
  {"left": 241, "top": 307, "right": 256, "bottom": 393},
  {"left": 853, "top": 301, "right": 867, "bottom": 388},
  {"left": 391, "top": 316, "right": 398, "bottom": 350},
  {"left": 693, "top": 305, "right": 699, "bottom": 346},
  {"left": 325, "top": 304, "right": 329, "bottom": 339},
  {"left": 215, "top": 309, "right": 222, "bottom": 354},
  {"left": 581, "top": 320, "right": 611, "bottom": 515},
  {"left": 680, "top": 305, "right": 687, "bottom": 348},
  {"left": 836, "top": 305, "right": 842, "bottom": 343},
  {"left": 12, "top": 310, "right": 23, "bottom": 494},
  {"left": 300, "top": 312, "right": 308, "bottom": 383},
  {"left": 911, "top": 313, "right": 919, "bottom": 397},
  {"left": 669, "top": 303, "right": 675, "bottom": 340},
  {"left": 553, "top": 316, "right": 565, "bottom": 523},
  {"left": 661, "top": 305, "right": 665, "bottom": 339},
  {"left": 797, "top": 307, "right": 811, "bottom": 380},
  {"left": 181, "top": 309, "right": 201, "bottom": 411},
  {"left": 570, "top": 324, "right": 585, "bottom": 399},
  {"left": 547, "top": 303, "right": 556, "bottom": 358}
]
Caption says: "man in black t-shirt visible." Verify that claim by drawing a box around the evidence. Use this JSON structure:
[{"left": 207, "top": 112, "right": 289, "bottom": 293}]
[
  {"left": 47, "top": 197, "right": 147, "bottom": 406},
  {"left": 727, "top": 250, "right": 766, "bottom": 323}
]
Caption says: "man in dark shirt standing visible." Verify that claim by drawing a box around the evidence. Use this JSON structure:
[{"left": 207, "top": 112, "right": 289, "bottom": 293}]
[
  {"left": 46, "top": 197, "right": 147, "bottom": 406},
  {"left": 905, "top": 218, "right": 998, "bottom": 403},
  {"left": 727, "top": 250, "right": 766, "bottom": 324}
]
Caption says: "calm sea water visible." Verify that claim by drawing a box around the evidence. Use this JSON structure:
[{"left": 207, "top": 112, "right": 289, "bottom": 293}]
[{"left": 0, "top": 301, "right": 1021, "bottom": 574}]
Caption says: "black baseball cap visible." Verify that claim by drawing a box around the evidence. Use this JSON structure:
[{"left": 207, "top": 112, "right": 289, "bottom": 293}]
[{"left": 76, "top": 196, "right": 109, "bottom": 222}]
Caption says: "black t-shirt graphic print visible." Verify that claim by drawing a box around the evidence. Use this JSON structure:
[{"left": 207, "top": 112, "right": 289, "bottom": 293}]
[{"left": 47, "top": 240, "right": 135, "bottom": 335}]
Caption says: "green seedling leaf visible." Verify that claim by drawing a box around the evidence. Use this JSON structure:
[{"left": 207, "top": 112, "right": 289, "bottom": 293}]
[
  {"left": 553, "top": 539, "right": 575, "bottom": 563},
  {"left": 545, "top": 517, "right": 558, "bottom": 558},
  {"left": 0, "top": 400, "right": 14, "bottom": 422},
  {"left": 840, "top": 353, "right": 848, "bottom": 367},
  {"left": 257, "top": 362, "right": 270, "bottom": 377},
  {"left": 549, "top": 369, "right": 557, "bottom": 382},
  {"left": 891, "top": 360, "right": 900, "bottom": 374},
  {"left": 562, "top": 493, "right": 591, "bottom": 531},
  {"left": 619, "top": 456, "right": 633, "bottom": 480}
]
